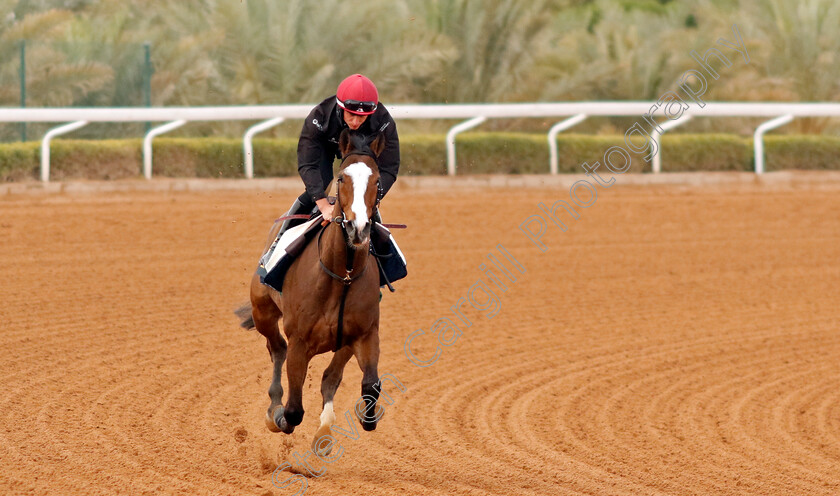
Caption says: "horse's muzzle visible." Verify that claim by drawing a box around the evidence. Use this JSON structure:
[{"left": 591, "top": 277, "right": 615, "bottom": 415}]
[{"left": 346, "top": 220, "right": 372, "bottom": 246}]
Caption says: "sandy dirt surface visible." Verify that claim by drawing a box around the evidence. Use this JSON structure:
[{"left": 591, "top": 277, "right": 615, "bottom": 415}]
[{"left": 1, "top": 178, "right": 839, "bottom": 495}]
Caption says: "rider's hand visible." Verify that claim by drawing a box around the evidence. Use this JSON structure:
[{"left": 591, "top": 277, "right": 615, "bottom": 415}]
[{"left": 315, "top": 198, "right": 333, "bottom": 226}]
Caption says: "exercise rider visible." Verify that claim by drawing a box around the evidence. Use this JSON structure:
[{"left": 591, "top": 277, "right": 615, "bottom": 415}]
[{"left": 278, "top": 73, "right": 400, "bottom": 235}]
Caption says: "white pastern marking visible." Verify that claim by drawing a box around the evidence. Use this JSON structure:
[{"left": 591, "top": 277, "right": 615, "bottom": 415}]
[
  {"left": 344, "top": 162, "right": 372, "bottom": 230},
  {"left": 320, "top": 401, "right": 336, "bottom": 427}
]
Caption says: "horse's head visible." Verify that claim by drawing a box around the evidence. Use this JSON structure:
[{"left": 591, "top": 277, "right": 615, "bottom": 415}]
[{"left": 334, "top": 129, "right": 385, "bottom": 247}]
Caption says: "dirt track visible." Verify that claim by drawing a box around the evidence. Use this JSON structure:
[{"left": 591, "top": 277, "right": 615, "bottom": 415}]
[{"left": 2, "top": 177, "right": 839, "bottom": 495}]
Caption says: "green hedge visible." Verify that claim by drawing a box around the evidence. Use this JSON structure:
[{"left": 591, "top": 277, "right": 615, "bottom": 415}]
[
  {"left": 1, "top": 134, "right": 839, "bottom": 181},
  {"left": 764, "top": 135, "right": 840, "bottom": 171},
  {"left": 152, "top": 138, "right": 298, "bottom": 177},
  {"left": 0, "top": 142, "right": 40, "bottom": 181}
]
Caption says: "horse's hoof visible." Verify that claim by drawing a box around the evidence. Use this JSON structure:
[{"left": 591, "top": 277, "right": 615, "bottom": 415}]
[
  {"left": 283, "top": 407, "right": 304, "bottom": 427},
  {"left": 361, "top": 421, "right": 378, "bottom": 432},
  {"left": 355, "top": 402, "right": 384, "bottom": 431},
  {"left": 265, "top": 407, "right": 283, "bottom": 432},
  {"left": 275, "top": 408, "right": 295, "bottom": 434},
  {"left": 311, "top": 425, "right": 334, "bottom": 456}
]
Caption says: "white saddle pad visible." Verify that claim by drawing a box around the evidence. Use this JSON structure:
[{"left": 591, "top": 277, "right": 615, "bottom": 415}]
[{"left": 260, "top": 217, "right": 322, "bottom": 273}]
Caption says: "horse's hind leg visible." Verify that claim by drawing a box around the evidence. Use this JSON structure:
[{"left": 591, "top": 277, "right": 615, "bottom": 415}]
[
  {"left": 353, "top": 332, "right": 382, "bottom": 431},
  {"left": 312, "top": 346, "right": 354, "bottom": 455}
]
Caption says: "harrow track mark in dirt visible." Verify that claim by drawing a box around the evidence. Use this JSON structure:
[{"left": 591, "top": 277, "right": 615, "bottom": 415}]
[{"left": 1, "top": 180, "right": 839, "bottom": 495}]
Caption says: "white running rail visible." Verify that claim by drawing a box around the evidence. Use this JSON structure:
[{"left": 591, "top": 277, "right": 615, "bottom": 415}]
[
  {"left": 446, "top": 116, "right": 487, "bottom": 175},
  {"left": 243, "top": 117, "right": 285, "bottom": 179},
  {"left": 548, "top": 114, "right": 588, "bottom": 175},
  {"left": 143, "top": 120, "right": 187, "bottom": 180},
  {"left": 651, "top": 115, "right": 694, "bottom": 174},
  {"left": 2, "top": 102, "right": 838, "bottom": 181},
  {"left": 40, "top": 120, "right": 88, "bottom": 182},
  {"left": 754, "top": 114, "right": 794, "bottom": 175}
]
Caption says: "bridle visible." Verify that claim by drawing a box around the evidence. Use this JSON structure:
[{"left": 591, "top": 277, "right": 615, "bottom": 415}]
[
  {"left": 316, "top": 155, "right": 381, "bottom": 351},
  {"left": 327, "top": 171, "right": 382, "bottom": 232}
]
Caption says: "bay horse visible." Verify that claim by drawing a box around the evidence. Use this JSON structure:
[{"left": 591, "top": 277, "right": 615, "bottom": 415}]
[{"left": 236, "top": 129, "right": 385, "bottom": 455}]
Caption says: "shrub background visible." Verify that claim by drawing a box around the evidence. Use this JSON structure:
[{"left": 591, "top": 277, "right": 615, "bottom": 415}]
[{"left": 1, "top": 134, "right": 838, "bottom": 181}]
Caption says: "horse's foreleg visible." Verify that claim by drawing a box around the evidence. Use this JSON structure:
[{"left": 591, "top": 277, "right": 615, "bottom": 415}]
[
  {"left": 312, "top": 346, "right": 354, "bottom": 455},
  {"left": 353, "top": 332, "right": 382, "bottom": 431},
  {"left": 251, "top": 288, "right": 287, "bottom": 433},
  {"left": 281, "top": 338, "right": 312, "bottom": 432}
]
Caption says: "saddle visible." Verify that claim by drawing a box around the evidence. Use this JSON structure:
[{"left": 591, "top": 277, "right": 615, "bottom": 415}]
[{"left": 257, "top": 213, "right": 407, "bottom": 293}]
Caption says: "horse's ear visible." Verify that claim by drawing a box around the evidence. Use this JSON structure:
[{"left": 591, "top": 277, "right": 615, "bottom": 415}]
[
  {"left": 370, "top": 132, "right": 386, "bottom": 158},
  {"left": 339, "top": 129, "right": 352, "bottom": 158}
]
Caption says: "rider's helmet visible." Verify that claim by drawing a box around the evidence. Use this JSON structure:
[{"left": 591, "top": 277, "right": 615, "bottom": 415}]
[{"left": 336, "top": 74, "right": 379, "bottom": 116}]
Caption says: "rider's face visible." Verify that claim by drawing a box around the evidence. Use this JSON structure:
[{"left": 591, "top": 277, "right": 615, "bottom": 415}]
[{"left": 343, "top": 111, "right": 368, "bottom": 130}]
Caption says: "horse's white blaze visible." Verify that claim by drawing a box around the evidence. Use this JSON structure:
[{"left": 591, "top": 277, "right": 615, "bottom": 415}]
[
  {"left": 319, "top": 400, "right": 336, "bottom": 428},
  {"left": 344, "top": 162, "right": 372, "bottom": 230}
]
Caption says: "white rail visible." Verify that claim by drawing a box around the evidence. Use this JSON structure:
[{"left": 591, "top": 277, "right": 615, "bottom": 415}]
[
  {"left": 143, "top": 120, "right": 186, "bottom": 180},
  {"left": 754, "top": 114, "right": 794, "bottom": 175},
  {"left": 4, "top": 102, "right": 840, "bottom": 122},
  {"left": 446, "top": 116, "right": 487, "bottom": 175},
  {"left": 243, "top": 117, "right": 285, "bottom": 179},
  {"left": 2, "top": 102, "right": 838, "bottom": 181},
  {"left": 651, "top": 115, "right": 694, "bottom": 174},
  {"left": 548, "top": 114, "right": 588, "bottom": 175},
  {"left": 40, "top": 120, "right": 88, "bottom": 182}
]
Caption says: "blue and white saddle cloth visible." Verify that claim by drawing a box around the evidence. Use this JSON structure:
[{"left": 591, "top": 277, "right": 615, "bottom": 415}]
[{"left": 257, "top": 218, "right": 407, "bottom": 293}]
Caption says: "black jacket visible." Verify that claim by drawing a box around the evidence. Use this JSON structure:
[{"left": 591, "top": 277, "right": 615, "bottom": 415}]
[{"left": 297, "top": 96, "right": 400, "bottom": 203}]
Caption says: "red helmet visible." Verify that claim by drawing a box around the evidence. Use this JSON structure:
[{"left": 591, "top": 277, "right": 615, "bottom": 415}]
[{"left": 336, "top": 74, "right": 379, "bottom": 115}]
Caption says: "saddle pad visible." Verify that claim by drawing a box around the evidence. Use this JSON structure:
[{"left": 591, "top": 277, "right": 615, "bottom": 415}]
[
  {"left": 372, "top": 223, "right": 408, "bottom": 286},
  {"left": 262, "top": 217, "right": 322, "bottom": 273},
  {"left": 258, "top": 220, "right": 408, "bottom": 292},
  {"left": 257, "top": 218, "right": 322, "bottom": 291}
]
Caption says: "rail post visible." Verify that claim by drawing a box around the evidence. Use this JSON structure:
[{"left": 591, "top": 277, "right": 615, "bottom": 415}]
[
  {"left": 651, "top": 115, "right": 693, "bottom": 173},
  {"left": 41, "top": 121, "right": 89, "bottom": 182},
  {"left": 754, "top": 114, "right": 794, "bottom": 174},
  {"left": 548, "top": 114, "right": 587, "bottom": 174},
  {"left": 243, "top": 117, "right": 284, "bottom": 179},
  {"left": 446, "top": 116, "right": 487, "bottom": 176},
  {"left": 143, "top": 120, "right": 187, "bottom": 179}
]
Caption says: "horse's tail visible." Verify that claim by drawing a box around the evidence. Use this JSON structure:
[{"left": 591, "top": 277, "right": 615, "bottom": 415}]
[{"left": 234, "top": 303, "right": 255, "bottom": 330}]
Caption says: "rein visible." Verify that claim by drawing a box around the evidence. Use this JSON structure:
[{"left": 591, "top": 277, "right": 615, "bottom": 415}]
[
  {"left": 316, "top": 225, "right": 368, "bottom": 285},
  {"left": 275, "top": 213, "right": 406, "bottom": 229},
  {"left": 317, "top": 179, "right": 371, "bottom": 352},
  {"left": 301, "top": 143, "right": 404, "bottom": 351}
]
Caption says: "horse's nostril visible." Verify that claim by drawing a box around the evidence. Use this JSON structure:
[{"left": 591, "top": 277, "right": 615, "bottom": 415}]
[{"left": 353, "top": 230, "right": 369, "bottom": 245}]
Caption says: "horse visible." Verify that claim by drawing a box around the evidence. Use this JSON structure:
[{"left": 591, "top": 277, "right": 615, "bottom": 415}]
[{"left": 236, "top": 129, "right": 385, "bottom": 455}]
